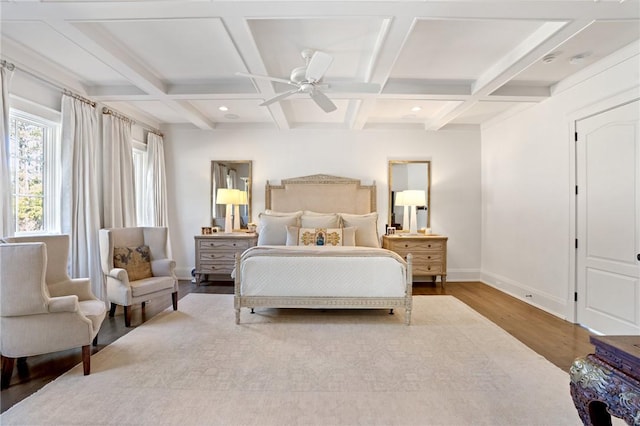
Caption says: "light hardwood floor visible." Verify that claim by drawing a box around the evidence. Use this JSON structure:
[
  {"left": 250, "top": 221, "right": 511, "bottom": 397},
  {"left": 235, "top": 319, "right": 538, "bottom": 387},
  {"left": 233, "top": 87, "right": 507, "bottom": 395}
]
[{"left": 0, "top": 280, "right": 595, "bottom": 414}]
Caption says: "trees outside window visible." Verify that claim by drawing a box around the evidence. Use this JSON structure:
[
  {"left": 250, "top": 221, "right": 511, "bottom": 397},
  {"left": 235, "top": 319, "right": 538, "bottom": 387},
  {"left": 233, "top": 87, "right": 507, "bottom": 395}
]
[{"left": 9, "top": 110, "right": 59, "bottom": 234}]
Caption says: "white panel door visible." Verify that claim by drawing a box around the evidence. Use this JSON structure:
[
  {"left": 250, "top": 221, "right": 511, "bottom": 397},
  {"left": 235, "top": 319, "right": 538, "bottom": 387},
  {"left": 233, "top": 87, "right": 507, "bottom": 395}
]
[{"left": 576, "top": 100, "right": 640, "bottom": 335}]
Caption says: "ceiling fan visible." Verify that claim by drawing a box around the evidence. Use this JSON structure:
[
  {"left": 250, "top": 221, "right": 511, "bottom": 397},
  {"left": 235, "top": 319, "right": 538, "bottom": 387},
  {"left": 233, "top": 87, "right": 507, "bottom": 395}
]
[{"left": 237, "top": 49, "right": 377, "bottom": 113}]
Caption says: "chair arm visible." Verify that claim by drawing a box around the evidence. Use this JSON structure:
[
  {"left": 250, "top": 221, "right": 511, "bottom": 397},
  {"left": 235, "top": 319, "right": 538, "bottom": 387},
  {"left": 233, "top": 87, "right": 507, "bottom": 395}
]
[
  {"left": 108, "top": 268, "right": 129, "bottom": 285},
  {"left": 48, "top": 295, "right": 79, "bottom": 313},
  {"left": 48, "top": 278, "right": 96, "bottom": 301},
  {"left": 151, "top": 259, "right": 176, "bottom": 277}
]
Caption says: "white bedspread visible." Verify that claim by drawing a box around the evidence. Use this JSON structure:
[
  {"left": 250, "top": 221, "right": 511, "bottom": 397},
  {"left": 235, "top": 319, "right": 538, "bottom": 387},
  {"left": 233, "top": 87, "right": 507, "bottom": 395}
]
[{"left": 238, "top": 246, "right": 407, "bottom": 298}]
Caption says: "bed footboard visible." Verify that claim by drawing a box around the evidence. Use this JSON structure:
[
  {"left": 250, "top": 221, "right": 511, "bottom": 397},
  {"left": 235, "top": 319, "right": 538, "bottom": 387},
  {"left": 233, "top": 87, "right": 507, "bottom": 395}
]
[{"left": 234, "top": 252, "right": 413, "bottom": 325}]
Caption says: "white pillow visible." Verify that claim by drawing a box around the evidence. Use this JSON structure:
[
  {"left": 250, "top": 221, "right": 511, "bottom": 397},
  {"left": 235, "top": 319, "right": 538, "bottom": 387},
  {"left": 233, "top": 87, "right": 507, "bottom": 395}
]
[
  {"left": 339, "top": 212, "right": 380, "bottom": 247},
  {"left": 286, "top": 226, "right": 357, "bottom": 246},
  {"left": 300, "top": 213, "right": 340, "bottom": 228},
  {"left": 257, "top": 213, "right": 300, "bottom": 245}
]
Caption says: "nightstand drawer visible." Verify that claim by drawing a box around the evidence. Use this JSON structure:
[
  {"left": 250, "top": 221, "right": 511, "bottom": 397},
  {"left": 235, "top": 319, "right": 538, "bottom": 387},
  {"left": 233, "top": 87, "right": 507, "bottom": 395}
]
[
  {"left": 199, "top": 261, "right": 234, "bottom": 274},
  {"left": 413, "top": 263, "right": 444, "bottom": 275},
  {"left": 396, "top": 252, "right": 443, "bottom": 263},
  {"left": 199, "top": 252, "right": 237, "bottom": 262},
  {"left": 388, "top": 240, "right": 444, "bottom": 252},
  {"left": 199, "top": 239, "right": 251, "bottom": 250}
]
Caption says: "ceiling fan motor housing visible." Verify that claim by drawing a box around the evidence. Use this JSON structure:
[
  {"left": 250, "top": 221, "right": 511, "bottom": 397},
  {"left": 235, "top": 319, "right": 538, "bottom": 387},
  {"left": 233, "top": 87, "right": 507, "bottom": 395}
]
[{"left": 290, "top": 66, "right": 307, "bottom": 84}]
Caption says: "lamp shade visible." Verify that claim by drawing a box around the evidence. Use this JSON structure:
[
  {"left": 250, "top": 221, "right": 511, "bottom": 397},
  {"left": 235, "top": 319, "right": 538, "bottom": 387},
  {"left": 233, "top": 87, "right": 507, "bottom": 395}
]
[
  {"left": 237, "top": 191, "right": 248, "bottom": 205},
  {"left": 216, "top": 188, "right": 239, "bottom": 205},
  {"left": 402, "top": 189, "right": 426, "bottom": 206},
  {"left": 394, "top": 191, "right": 406, "bottom": 207}
]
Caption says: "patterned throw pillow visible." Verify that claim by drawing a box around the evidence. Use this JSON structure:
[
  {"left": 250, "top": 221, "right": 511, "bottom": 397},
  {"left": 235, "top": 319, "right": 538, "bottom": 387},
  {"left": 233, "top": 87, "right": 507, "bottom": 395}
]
[
  {"left": 297, "top": 228, "right": 343, "bottom": 246},
  {"left": 113, "top": 245, "right": 153, "bottom": 281}
]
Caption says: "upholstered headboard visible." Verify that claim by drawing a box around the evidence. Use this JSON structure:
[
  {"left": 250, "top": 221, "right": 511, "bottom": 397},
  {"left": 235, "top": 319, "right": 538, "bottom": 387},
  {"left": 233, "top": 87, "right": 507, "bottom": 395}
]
[{"left": 265, "top": 174, "right": 376, "bottom": 214}]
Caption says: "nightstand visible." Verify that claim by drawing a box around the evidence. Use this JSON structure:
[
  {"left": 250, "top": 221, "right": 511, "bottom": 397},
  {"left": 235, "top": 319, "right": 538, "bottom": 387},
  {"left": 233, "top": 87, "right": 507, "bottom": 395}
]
[
  {"left": 194, "top": 233, "right": 257, "bottom": 284},
  {"left": 382, "top": 234, "right": 448, "bottom": 287}
]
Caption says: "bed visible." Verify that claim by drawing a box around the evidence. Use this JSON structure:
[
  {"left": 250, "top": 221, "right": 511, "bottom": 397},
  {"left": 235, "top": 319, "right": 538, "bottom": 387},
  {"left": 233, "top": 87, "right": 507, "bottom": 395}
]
[{"left": 234, "top": 174, "right": 413, "bottom": 324}]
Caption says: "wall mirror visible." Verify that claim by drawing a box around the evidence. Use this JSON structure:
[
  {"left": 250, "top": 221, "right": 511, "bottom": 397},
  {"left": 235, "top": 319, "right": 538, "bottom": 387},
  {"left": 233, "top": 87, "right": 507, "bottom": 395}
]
[
  {"left": 388, "top": 160, "right": 431, "bottom": 231},
  {"left": 211, "top": 161, "right": 252, "bottom": 229}
]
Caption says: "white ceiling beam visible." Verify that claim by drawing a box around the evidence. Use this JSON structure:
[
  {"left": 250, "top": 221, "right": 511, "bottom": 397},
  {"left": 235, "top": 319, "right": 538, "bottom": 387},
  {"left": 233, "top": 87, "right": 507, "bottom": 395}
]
[
  {"left": 426, "top": 19, "right": 595, "bottom": 130},
  {"left": 222, "top": 16, "right": 291, "bottom": 130},
  {"left": 44, "top": 18, "right": 217, "bottom": 130}
]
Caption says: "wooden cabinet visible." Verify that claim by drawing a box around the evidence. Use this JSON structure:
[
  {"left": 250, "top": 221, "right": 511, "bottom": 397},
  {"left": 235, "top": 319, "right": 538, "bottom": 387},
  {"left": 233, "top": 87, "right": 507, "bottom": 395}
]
[
  {"left": 194, "top": 233, "right": 257, "bottom": 284},
  {"left": 382, "top": 234, "right": 448, "bottom": 286}
]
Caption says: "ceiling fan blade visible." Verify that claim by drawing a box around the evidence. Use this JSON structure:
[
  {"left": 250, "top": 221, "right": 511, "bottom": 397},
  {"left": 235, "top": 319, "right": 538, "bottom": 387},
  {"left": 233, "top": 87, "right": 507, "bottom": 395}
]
[
  {"left": 309, "top": 89, "right": 337, "bottom": 113},
  {"left": 260, "top": 89, "right": 300, "bottom": 106},
  {"left": 323, "top": 82, "right": 381, "bottom": 93},
  {"left": 236, "top": 71, "right": 296, "bottom": 87},
  {"left": 305, "top": 51, "right": 333, "bottom": 83}
]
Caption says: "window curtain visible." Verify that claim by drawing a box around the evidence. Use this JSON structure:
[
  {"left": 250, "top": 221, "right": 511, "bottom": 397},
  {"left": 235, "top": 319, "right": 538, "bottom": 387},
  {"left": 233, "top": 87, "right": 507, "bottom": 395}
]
[
  {"left": 102, "top": 113, "right": 136, "bottom": 228},
  {"left": 60, "top": 95, "right": 104, "bottom": 300},
  {"left": 143, "top": 132, "right": 171, "bottom": 255},
  {"left": 143, "top": 132, "right": 169, "bottom": 227},
  {"left": 0, "top": 65, "right": 14, "bottom": 237}
]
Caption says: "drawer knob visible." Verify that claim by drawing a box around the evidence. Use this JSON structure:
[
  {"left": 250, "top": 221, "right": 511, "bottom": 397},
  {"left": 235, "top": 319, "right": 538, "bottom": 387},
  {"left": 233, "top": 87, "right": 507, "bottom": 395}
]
[
  {"left": 427, "top": 256, "right": 431, "bottom": 259},
  {"left": 427, "top": 244, "right": 432, "bottom": 248},
  {"left": 404, "top": 244, "right": 408, "bottom": 248}
]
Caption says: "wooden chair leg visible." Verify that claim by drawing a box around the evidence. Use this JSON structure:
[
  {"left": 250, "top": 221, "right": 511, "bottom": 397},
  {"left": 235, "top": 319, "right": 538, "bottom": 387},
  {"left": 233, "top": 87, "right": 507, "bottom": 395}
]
[
  {"left": 109, "top": 302, "right": 117, "bottom": 317},
  {"left": 1, "top": 355, "right": 15, "bottom": 389},
  {"left": 123, "top": 305, "right": 131, "bottom": 327},
  {"left": 82, "top": 345, "right": 90, "bottom": 376},
  {"left": 172, "top": 291, "right": 178, "bottom": 311}
]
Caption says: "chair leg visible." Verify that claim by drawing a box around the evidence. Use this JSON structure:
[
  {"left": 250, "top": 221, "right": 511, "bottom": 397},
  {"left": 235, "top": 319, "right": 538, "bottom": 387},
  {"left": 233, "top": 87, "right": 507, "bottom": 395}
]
[
  {"left": 82, "top": 345, "right": 90, "bottom": 376},
  {"left": 109, "top": 302, "right": 117, "bottom": 317},
  {"left": 172, "top": 291, "right": 178, "bottom": 311},
  {"left": 123, "top": 305, "right": 132, "bottom": 327},
  {"left": 1, "top": 355, "right": 15, "bottom": 389}
]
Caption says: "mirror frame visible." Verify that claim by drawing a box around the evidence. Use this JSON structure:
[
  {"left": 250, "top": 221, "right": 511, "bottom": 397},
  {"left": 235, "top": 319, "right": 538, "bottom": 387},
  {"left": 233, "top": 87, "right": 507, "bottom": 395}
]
[
  {"left": 211, "top": 160, "right": 252, "bottom": 228},
  {"left": 388, "top": 160, "right": 431, "bottom": 231}
]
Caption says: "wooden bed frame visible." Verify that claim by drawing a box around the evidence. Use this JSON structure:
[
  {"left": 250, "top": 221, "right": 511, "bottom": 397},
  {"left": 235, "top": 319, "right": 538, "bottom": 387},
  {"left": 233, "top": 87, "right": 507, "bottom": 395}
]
[{"left": 234, "top": 174, "right": 413, "bottom": 324}]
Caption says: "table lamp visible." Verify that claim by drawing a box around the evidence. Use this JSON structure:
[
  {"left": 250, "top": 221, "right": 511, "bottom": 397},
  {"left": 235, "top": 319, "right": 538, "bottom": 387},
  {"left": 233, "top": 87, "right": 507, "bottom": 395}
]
[
  {"left": 402, "top": 189, "right": 426, "bottom": 234},
  {"left": 216, "top": 188, "right": 238, "bottom": 233}
]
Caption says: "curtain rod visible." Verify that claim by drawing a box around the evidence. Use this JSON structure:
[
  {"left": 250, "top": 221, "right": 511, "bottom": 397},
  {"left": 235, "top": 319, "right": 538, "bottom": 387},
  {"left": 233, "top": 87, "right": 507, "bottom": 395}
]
[
  {"left": 3, "top": 59, "right": 96, "bottom": 107},
  {"left": 2, "top": 58, "right": 163, "bottom": 137},
  {"left": 63, "top": 89, "right": 96, "bottom": 108},
  {"left": 102, "top": 107, "right": 163, "bottom": 137},
  {"left": 1, "top": 60, "right": 15, "bottom": 71}
]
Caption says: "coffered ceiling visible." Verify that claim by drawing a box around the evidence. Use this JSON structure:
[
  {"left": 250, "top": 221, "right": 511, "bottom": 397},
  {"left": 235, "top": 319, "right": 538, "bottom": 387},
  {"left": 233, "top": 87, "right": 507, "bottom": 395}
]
[{"left": 1, "top": 1, "right": 638, "bottom": 131}]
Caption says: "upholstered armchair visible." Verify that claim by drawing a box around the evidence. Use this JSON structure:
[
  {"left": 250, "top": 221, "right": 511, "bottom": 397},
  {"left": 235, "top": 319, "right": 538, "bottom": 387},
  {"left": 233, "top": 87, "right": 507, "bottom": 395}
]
[
  {"left": 0, "top": 236, "right": 106, "bottom": 388},
  {"left": 99, "top": 227, "right": 178, "bottom": 327}
]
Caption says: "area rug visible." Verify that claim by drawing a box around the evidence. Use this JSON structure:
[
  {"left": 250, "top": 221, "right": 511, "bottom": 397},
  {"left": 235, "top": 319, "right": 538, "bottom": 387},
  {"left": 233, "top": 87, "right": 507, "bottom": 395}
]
[{"left": 1, "top": 294, "right": 581, "bottom": 425}]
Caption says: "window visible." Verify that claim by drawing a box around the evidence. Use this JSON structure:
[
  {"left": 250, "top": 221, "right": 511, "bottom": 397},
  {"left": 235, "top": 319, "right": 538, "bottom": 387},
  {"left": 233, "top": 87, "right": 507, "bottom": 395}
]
[{"left": 8, "top": 109, "right": 60, "bottom": 234}]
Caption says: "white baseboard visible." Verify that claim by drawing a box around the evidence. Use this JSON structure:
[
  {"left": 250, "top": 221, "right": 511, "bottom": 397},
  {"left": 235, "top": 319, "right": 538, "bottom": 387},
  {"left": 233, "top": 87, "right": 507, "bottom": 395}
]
[
  {"left": 176, "top": 266, "right": 194, "bottom": 281},
  {"left": 480, "top": 271, "right": 570, "bottom": 321}
]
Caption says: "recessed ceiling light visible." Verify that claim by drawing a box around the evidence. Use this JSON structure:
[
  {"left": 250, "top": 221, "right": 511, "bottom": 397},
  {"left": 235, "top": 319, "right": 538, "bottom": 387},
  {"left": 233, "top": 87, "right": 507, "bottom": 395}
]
[
  {"left": 219, "top": 106, "right": 229, "bottom": 112},
  {"left": 569, "top": 52, "right": 591, "bottom": 65},
  {"left": 411, "top": 106, "right": 422, "bottom": 112},
  {"left": 224, "top": 113, "right": 239, "bottom": 120}
]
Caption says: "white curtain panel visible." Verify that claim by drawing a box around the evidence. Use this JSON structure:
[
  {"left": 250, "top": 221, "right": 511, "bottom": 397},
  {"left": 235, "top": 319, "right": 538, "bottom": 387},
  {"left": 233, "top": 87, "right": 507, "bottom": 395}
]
[
  {"left": 0, "top": 66, "right": 14, "bottom": 237},
  {"left": 143, "top": 132, "right": 169, "bottom": 227},
  {"left": 102, "top": 113, "right": 136, "bottom": 228},
  {"left": 60, "top": 95, "right": 104, "bottom": 300}
]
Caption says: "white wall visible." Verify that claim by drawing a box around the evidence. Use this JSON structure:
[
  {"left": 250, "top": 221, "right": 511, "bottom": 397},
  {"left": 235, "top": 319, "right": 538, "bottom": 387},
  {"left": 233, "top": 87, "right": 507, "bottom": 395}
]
[
  {"left": 163, "top": 127, "right": 482, "bottom": 280},
  {"left": 480, "top": 42, "right": 640, "bottom": 319}
]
